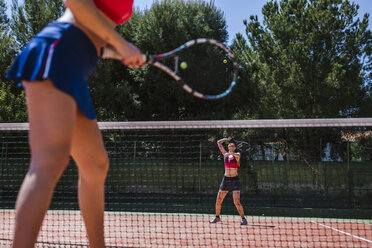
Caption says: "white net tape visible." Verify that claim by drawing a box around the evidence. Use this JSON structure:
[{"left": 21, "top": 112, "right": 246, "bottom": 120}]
[{"left": 0, "top": 118, "right": 371, "bottom": 130}]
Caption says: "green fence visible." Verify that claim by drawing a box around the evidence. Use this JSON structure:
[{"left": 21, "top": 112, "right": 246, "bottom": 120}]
[
  {"left": 1, "top": 157, "right": 371, "bottom": 214},
  {"left": 1, "top": 127, "right": 371, "bottom": 219}
]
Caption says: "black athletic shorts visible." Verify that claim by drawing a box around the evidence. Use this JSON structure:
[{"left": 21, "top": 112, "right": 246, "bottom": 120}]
[{"left": 219, "top": 176, "right": 241, "bottom": 192}]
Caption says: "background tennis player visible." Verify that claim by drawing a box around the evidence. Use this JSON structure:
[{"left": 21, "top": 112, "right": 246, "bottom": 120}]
[
  {"left": 210, "top": 137, "right": 247, "bottom": 225},
  {"left": 6, "top": 0, "right": 144, "bottom": 247}
]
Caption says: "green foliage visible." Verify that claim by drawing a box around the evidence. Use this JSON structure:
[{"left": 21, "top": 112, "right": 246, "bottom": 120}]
[
  {"left": 0, "top": 0, "right": 8, "bottom": 28},
  {"left": 10, "top": 0, "right": 64, "bottom": 48},
  {"left": 230, "top": 0, "right": 372, "bottom": 161},
  {"left": 349, "top": 136, "right": 372, "bottom": 161},
  {"left": 0, "top": 82, "right": 27, "bottom": 122},
  {"left": 89, "top": 58, "right": 142, "bottom": 121},
  {"left": 0, "top": 0, "right": 65, "bottom": 122},
  {"left": 0, "top": 0, "right": 17, "bottom": 82},
  {"left": 0, "top": 0, "right": 26, "bottom": 122},
  {"left": 130, "top": 0, "right": 229, "bottom": 120},
  {"left": 232, "top": 0, "right": 371, "bottom": 119},
  {"left": 0, "top": 27, "right": 16, "bottom": 82},
  {"left": 92, "top": 0, "right": 230, "bottom": 121}
]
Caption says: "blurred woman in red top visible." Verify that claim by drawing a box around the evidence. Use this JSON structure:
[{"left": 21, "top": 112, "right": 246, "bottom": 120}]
[
  {"left": 7, "top": 0, "right": 144, "bottom": 247},
  {"left": 210, "top": 137, "right": 247, "bottom": 225}
]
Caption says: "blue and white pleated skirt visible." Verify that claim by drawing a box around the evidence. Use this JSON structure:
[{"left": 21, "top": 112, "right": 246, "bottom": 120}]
[{"left": 6, "top": 21, "right": 99, "bottom": 120}]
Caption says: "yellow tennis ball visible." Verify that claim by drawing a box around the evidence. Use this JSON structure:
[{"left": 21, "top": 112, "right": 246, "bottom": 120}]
[
  {"left": 180, "top": 62, "right": 188, "bottom": 69},
  {"left": 223, "top": 59, "right": 227, "bottom": 64}
]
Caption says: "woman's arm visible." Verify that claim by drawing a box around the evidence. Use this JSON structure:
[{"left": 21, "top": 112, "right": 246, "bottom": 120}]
[
  {"left": 217, "top": 137, "right": 230, "bottom": 155},
  {"left": 233, "top": 152, "right": 241, "bottom": 165},
  {"left": 63, "top": 0, "right": 143, "bottom": 67}
]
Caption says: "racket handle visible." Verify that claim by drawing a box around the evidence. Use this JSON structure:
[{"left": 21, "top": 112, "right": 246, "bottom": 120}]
[
  {"left": 101, "top": 46, "right": 122, "bottom": 60},
  {"left": 102, "top": 47, "right": 149, "bottom": 64},
  {"left": 141, "top": 54, "right": 148, "bottom": 63}
]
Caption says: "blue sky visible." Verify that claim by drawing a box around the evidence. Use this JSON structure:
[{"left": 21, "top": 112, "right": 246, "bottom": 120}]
[
  {"left": 134, "top": 0, "right": 371, "bottom": 43},
  {"left": 4, "top": 0, "right": 371, "bottom": 43}
]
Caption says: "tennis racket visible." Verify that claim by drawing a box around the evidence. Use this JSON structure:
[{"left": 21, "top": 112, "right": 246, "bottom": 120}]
[
  {"left": 101, "top": 38, "right": 238, "bottom": 100},
  {"left": 232, "top": 139, "right": 251, "bottom": 153}
]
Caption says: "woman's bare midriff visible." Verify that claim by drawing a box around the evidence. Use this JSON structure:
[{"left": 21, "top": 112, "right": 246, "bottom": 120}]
[
  {"left": 224, "top": 168, "right": 238, "bottom": 177},
  {"left": 57, "top": 9, "right": 116, "bottom": 55}
]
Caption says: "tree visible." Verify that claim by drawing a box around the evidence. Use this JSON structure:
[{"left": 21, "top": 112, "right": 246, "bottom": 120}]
[
  {"left": 90, "top": 0, "right": 230, "bottom": 121},
  {"left": 230, "top": 0, "right": 371, "bottom": 161},
  {"left": 0, "top": 83, "right": 27, "bottom": 122},
  {"left": 10, "top": 0, "right": 65, "bottom": 49},
  {"left": 87, "top": 10, "right": 144, "bottom": 121},
  {"left": 232, "top": 0, "right": 371, "bottom": 119},
  {"left": 0, "top": 0, "right": 65, "bottom": 122},
  {"left": 0, "top": 0, "right": 8, "bottom": 28},
  {"left": 0, "top": 0, "right": 27, "bottom": 122},
  {"left": 0, "top": 0, "right": 14, "bottom": 82}
]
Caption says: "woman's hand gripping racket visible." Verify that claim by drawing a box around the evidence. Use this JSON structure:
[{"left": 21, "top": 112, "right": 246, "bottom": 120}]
[{"left": 101, "top": 38, "right": 238, "bottom": 100}]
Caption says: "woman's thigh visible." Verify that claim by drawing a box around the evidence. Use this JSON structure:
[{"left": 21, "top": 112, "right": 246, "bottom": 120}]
[
  {"left": 23, "top": 79, "right": 76, "bottom": 172},
  {"left": 217, "top": 190, "right": 229, "bottom": 201}
]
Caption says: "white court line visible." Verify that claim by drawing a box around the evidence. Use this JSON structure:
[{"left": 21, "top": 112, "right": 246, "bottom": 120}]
[{"left": 311, "top": 221, "right": 372, "bottom": 244}]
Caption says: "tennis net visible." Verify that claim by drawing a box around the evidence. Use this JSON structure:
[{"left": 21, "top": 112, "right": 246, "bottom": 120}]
[{"left": 0, "top": 118, "right": 372, "bottom": 247}]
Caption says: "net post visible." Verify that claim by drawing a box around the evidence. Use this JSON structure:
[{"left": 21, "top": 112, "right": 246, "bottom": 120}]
[
  {"left": 1, "top": 142, "right": 8, "bottom": 200},
  {"left": 323, "top": 159, "right": 327, "bottom": 199},
  {"left": 0, "top": 140, "right": 4, "bottom": 198},
  {"left": 199, "top": 141, "right": 202, "bottom": 204},
  {"left": 271, "top": 144, "right": 276, "bottom": 201},
  {"left": 132, "top": 141, "right": 136, "bottom": 185},
  {"left": 133, "top": 141, "right": 136, "bottom": 161},
  {"left": 347, "top": 141, "right": 354, "bottom": 208}
]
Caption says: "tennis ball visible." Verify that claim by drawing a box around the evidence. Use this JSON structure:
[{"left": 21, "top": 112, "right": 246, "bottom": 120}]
[
  {"left": 223, "top": 59, "right": 227, "bottom": 64},
  {"left": 262, "top": 214, "right": 265, "bottom": 216},
  {"left": 180, "top": 62, "right": 188, "bottom": 69}
]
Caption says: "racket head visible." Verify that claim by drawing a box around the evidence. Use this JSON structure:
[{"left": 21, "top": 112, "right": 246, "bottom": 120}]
[
  {"left": 232, "top": 139, "right": 251, "bottom": 153},
  {"left": 237, "top": 143, "right": 244, "bottom": 149},
  {"left": 148, "top": 39, "right": 238, "bottom": 100}
]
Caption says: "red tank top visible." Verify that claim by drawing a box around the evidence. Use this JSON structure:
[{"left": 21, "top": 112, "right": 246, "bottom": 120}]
[
  {"left": 224, "top": 154, "right": 239, "bottom": 168},
  {"left": 93, "top": 0, "right": 134, "bottom": 24}
]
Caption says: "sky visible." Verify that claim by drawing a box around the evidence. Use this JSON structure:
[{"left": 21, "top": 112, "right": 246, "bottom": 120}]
[
  {"left": 134, "top": 0, "right": 371, "bottom": 43},
  {"left": 4, "top": 0, "right": 372, "bottom": 44}
]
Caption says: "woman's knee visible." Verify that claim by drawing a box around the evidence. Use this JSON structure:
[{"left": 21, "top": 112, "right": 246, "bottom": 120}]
[
  {"left": 29, "top": 148, "right": 71, "bottom": 183},
  {"left": 233, "top": 197, "right": 241, "bottom": 206},
  {"left": 79, "top": 155, "right": 109, "bottom": 183},
  {"left": 215, "top": 198, "right": 223, "bottom": 205}
]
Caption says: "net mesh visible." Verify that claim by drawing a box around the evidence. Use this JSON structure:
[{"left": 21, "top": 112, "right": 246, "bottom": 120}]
[{"left": 1, "top": 119, "right": 371, "bottom": 247}]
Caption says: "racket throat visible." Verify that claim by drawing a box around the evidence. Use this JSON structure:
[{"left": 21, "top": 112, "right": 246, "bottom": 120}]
[{"left": 174, "top": 56, "right": 179, "bottom": 74}]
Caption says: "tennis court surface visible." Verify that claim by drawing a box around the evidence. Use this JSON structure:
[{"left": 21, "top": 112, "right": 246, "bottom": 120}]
[
  {"left": 0, "top": 210, "right": 371, "bottom": 247},
  {"left": 1, "top": 119, "right": 371, "bottom": 247}
]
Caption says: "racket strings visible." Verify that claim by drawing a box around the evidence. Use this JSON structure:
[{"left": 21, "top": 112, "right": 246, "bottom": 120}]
[{"left": 175, "top": 43, "right": 235, "bottom": 96}]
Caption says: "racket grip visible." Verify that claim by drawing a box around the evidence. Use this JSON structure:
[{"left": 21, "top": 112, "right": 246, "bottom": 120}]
[
  {"left": 141, "top": 54, "right": 148, "bottom": 63},
  {"left": 100, "top": 46, "right": 122, "bottom": 60},
  {"left": 101, "top": 47, "right": 149, "bottom": 65}
]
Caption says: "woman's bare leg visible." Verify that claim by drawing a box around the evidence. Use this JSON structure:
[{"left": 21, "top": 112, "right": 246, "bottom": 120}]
[
  {"left": 215, "top": 190, "right": 228, "bottom": 216},
  {"left": 232, "top": 191, "right": 245, "bottom": 218},
  {"left": 70, "top": 111, "right": 109, "bottom": 248},
  {"left": 12, "top": 80, "right": 76, "bottom": 248}
]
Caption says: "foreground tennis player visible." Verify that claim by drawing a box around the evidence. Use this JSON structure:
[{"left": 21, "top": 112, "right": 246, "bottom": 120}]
[
  {"left": 210, "top": 137, "right": 247, "bottom": 225},
  {"left": 6, "top": 0, "right": 143, "bottom": 247}
]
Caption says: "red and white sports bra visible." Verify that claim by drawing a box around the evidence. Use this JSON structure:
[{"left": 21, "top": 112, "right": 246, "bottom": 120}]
[
  {"left": 93, "top": 0, "right": 134, "bottom": 24},
  {"left": 224, "top": 154, "right": 239, "bottom": 168}
]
